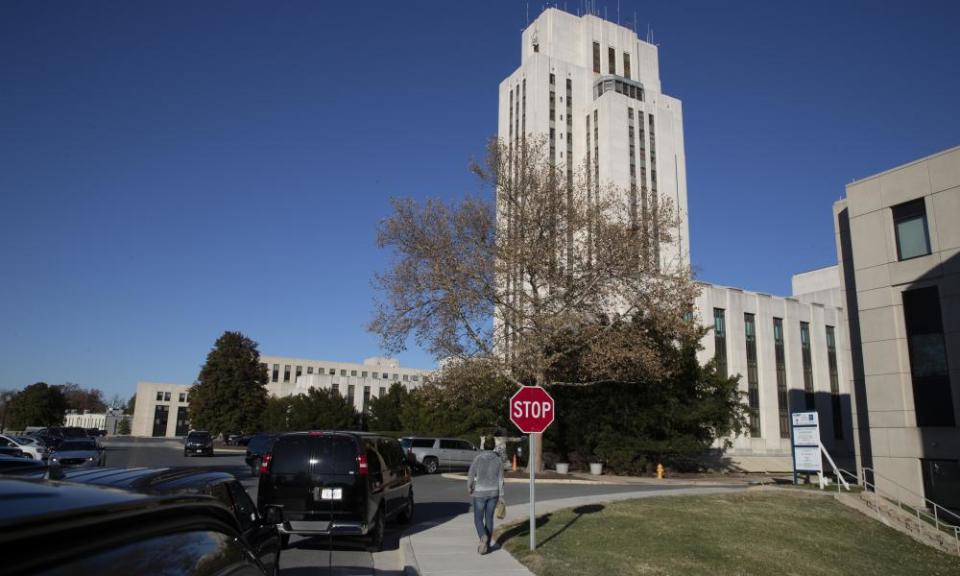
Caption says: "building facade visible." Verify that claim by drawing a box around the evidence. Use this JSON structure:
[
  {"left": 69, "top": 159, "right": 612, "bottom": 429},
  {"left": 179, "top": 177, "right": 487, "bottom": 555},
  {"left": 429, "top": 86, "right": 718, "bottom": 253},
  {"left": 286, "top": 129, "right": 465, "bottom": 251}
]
[
  {"left": 498, "top": 8, "right": 690, "bottom": 270},
  {"left": 63, "top": 408, "right": 128, "bottom": 435},
  {"left": 131, "top": 357, "right": 431, "bottom": 438},
  {"left": 696, "top": 270, "right": 855, "bottom": 471},
  {"left": 835, "top": 145, "right": 960, "bottom": 508}
]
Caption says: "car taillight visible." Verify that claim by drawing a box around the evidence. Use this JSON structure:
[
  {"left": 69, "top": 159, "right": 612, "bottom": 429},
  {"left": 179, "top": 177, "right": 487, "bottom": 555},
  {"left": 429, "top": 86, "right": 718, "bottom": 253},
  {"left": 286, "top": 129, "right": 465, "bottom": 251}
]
[
  {"left": 357, "top": 453, "right": 368, "bottom": 476},
  {"left": 260, "top": 453, "right": 272, "bottom": 474}
]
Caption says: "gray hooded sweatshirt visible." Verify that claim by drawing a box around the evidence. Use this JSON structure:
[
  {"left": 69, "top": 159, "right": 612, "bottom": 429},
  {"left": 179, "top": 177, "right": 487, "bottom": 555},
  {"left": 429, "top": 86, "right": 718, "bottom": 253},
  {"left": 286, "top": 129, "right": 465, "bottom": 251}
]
[{"left": 467, "top": 450, "right": 505, "bottom": 499}]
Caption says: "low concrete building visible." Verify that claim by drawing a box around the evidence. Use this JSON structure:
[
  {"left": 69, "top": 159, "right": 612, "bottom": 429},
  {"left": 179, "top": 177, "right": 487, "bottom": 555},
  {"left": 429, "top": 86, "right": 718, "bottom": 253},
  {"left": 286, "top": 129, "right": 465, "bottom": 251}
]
[
  {"left": 63, "top": 408, "right": 128, "bottom": 435},
  {"left": 131, "top": 357, "right": 431, "bottom": 438},
  {"left": 835, "top": 145, "right": 960, "bottom": 509},
  {"left": 696, "top": 266, "right": 855, "bottom": 472}
]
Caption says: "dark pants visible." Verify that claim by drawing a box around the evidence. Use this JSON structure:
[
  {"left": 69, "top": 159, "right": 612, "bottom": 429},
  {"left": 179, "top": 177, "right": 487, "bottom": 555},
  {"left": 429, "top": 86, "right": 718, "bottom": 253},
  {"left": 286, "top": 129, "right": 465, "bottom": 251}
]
[{"left": 473, "top": 495, "right": 498, "bottom": 541}]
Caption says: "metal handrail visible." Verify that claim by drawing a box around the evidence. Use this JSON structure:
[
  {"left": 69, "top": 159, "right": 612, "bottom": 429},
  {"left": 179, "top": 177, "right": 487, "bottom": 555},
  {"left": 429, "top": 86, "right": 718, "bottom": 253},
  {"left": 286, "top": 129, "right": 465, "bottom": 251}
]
[{"left": 838, "top": 466, "right": 960, "bottom": 554}]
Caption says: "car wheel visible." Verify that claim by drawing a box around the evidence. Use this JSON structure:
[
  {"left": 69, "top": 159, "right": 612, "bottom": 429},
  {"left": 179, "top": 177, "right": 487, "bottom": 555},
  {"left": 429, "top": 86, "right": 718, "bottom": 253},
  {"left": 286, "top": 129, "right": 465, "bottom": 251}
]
[
  {"left": 366, "top": 507, "right": 385, "bottom": 553},
  {"left": 397, "top": 490, "right": 414, "bottom": 524},
  {"left": 424, "top": 457, "right": 439, "bottom": 474}
]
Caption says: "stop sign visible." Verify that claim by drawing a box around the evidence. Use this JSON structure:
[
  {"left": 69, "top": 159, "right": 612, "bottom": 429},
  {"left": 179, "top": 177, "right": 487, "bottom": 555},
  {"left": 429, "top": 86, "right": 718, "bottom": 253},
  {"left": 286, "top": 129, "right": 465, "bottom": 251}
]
[{"left": 509, "top": 386, "right": 555, "bottom": 433}]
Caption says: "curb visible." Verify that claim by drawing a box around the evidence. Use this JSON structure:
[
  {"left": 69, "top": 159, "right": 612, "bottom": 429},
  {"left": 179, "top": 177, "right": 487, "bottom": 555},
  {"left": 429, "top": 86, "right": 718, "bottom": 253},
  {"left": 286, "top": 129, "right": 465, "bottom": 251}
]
[{"left": 400, "top": 533, "right": 421, "bottom": 576}]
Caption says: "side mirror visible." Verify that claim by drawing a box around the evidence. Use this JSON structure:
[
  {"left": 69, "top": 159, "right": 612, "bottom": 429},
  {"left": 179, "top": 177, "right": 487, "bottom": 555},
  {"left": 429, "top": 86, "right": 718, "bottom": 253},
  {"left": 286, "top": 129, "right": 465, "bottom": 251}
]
[{"left": 263, "top": 505, "right": 284, "bottom": 525}]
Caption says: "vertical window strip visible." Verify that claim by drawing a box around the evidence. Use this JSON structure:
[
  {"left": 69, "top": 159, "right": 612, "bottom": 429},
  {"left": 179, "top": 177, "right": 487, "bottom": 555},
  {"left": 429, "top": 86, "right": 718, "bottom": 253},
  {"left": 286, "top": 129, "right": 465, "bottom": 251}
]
[
  {"left": 586, "top": 114, "right": 592, "bottom": 265},
  {"left": 628, "top": 107, "right": 637, "bottom": 243},
  {"left": 714, "top": 308, "right": 727, "bottom": 378},
  {"left": 745, "top": 313, "right": 761, "bottom": 437},
  {"left": 648, "top": 113, "right": 659, "bottom": 271},
  {"left": 801, "top": 321, "right": 814, "bottom": 410},
  {"left": 566, "top": 78, "right": 573, "bottom": 267},
  {"left": 774, "top": 318, "right": 789, "bottom": 438},
  {"left": 826, "top": 326, "right": 843, "bottom": 439}
]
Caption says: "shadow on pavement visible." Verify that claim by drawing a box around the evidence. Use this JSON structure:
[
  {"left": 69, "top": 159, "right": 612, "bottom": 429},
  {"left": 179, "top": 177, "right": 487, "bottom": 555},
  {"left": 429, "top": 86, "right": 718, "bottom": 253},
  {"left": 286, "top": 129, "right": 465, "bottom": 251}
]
[
  {"left": 398, "top": 501, "right": 470, "bottom": 538},
  {"left": 281, "top": 569, "right": 406, "bottom": 576},
  {"left": 495, "top": 503, "right": 605, "bottom": 549}
]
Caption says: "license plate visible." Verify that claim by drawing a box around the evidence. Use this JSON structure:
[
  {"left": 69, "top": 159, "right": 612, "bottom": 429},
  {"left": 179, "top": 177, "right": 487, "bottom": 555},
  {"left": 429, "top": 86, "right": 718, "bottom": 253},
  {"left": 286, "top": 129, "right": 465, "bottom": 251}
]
[
  {"left": 321, "top": 488, "right": 342, "bottom": 500},
  {"left": 195, "top": 449, "right": 203, "bottom": 453}
]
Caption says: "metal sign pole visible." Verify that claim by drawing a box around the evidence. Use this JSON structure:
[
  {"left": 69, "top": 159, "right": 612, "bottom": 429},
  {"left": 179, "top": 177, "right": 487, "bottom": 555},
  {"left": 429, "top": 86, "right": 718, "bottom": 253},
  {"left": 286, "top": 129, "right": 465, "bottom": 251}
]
[{"left": 529, "top": 432, "right": 536, "bottom": 551}]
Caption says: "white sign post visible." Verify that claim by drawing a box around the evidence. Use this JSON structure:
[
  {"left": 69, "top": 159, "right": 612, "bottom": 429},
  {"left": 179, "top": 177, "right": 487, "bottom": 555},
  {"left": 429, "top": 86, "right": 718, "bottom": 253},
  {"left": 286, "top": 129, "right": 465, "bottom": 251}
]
[{"left": 791, "top": 411, "right": 822, "bottom": 486}]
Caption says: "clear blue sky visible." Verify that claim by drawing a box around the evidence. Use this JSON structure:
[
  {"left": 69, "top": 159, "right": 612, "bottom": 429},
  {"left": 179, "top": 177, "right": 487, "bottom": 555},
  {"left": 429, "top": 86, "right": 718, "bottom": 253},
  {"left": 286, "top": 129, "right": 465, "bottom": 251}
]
[{"left": 2, "top": 1, "right": 958, "bottom": 400}]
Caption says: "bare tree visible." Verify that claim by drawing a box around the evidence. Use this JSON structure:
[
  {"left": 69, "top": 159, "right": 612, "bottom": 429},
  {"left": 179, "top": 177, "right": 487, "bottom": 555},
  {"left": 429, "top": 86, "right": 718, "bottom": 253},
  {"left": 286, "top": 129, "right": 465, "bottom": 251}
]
[{"left": 371, "top": 137, "right": 699, "bottom": 469}]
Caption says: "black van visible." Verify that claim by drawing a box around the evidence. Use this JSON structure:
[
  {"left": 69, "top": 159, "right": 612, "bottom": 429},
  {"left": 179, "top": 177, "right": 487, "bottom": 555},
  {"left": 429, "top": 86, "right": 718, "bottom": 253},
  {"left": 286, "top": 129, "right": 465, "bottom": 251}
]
[{"left": 256, "top": 431, "right": 414, "bottom": 551}]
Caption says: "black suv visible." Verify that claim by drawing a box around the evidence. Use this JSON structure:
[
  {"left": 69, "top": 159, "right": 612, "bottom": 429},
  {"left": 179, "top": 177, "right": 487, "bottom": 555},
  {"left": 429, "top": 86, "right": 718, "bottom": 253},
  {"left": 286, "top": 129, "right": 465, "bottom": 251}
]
[
  {"left": 257, "top": 431, "right": 414, "bottom": 551},
  {"left": 0, "top": 477, "right": 277, "bottom": 575},
  {"left": 184, "top": 430, "right": 214, "bottom": 456}
]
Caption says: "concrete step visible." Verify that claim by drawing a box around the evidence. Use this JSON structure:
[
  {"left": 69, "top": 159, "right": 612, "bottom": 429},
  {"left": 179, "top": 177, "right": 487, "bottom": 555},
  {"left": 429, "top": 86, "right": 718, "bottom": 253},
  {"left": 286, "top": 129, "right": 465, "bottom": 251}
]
[{"left": 837, "top": 492, "right": 959, "bottom": 556}]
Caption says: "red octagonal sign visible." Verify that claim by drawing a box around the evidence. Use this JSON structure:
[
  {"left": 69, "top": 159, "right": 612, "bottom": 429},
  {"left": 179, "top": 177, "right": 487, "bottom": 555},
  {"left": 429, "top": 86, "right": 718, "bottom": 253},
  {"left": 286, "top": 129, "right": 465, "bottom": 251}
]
[{"left": 510, "top": 386, "right": 555, "bottom": 433}]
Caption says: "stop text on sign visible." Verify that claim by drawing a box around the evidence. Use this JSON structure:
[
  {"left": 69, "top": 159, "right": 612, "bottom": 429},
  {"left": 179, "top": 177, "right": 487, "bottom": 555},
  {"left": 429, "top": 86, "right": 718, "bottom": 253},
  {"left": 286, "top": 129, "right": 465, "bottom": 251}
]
[
  {"left": 509, "top": 385, "right": 555, "bottom": 433},
  {"left": 512, "top": 400, "right": 552, "bottom": 419}
]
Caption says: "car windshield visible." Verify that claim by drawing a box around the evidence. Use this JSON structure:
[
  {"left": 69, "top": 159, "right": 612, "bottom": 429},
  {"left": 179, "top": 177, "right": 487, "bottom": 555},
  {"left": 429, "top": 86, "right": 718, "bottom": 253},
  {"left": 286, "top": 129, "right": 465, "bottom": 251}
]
[
  {"left": 249, "top": 434, "right": 274, "bottom": 451},
  {"left": 187, "top": 433, "right": 210, "bottom": 441},
  {"left": 57, "top": 440, "right": 96, "bottom": 452}
]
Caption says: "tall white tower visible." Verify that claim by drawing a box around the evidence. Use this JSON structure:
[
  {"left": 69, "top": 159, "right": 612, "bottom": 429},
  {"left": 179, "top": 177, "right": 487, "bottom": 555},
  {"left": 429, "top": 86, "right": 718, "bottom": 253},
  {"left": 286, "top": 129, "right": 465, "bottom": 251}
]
[{"left": 498, "top": 8, "right": 690, "bottom": 269}]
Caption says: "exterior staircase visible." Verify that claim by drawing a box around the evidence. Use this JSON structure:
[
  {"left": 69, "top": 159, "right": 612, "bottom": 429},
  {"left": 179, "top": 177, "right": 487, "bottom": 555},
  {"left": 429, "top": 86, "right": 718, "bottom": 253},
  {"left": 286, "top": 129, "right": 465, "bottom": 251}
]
[{"left": 833, "top": 468, "right": 960, "bottom": 557}]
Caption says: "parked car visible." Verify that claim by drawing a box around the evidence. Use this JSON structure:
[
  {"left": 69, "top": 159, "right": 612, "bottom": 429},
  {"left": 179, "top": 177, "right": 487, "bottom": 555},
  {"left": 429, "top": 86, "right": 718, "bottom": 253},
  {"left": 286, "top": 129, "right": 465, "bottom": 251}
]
[
  {"left": 26, "top": 428, "right": 63, "bottom": 450},
  {"left": 400, "top": 436, "right": 478, "bottom": 474},
  {"left": 245, "top": 433, "right": 277, "bottom": 476},
  {"left": 0, "top": 477, "right": 278, "bottom": 575},
  {"left": 237, "top": 433, "right": 256, "bottom": 446},
  {"left": 257, "top": 431, "right": 414, "bottom": 551},
  {"left": 0, "top": 445, "right": 25, "bottom": 459},
  {"left": 0, "top": 434, "right": 46, "bottom": 460},
  {"left": 0, "top": 454, "right": 42, "bottom": 474},
  {"left": 60, "top": 467, "right": 282, "bottom": 574},
  {"left": 49, "top": 438, "right": 105, "bottom": 468},
  {"left": 184, "top": 430, "right": 214, "bottom": 456}
]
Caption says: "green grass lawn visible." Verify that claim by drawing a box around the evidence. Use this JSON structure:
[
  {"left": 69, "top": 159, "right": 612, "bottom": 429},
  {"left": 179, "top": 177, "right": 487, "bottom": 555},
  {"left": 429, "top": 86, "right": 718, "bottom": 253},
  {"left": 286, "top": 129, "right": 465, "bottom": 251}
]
[{"left": 498, "top": 490, "right": 960, "bottom": 576}]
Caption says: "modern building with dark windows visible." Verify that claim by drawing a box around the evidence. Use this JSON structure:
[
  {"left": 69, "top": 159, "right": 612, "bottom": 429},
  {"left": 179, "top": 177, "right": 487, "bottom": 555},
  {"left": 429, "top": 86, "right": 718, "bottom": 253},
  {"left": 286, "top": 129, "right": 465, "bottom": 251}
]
[{"left": 834, "top": 145, "right": 960, "bottom": 510}]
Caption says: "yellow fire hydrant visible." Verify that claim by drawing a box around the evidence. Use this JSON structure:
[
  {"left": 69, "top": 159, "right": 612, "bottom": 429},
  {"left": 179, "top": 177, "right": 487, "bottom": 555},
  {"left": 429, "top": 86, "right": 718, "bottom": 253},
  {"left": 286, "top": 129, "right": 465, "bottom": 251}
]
[{"left": 656, "top": 463, "right": 665, "bottom": 479}]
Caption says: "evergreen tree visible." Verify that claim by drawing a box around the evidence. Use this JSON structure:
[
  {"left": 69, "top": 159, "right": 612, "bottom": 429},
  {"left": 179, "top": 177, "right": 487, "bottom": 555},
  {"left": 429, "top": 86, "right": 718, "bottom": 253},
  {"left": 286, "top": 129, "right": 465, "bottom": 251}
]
[
  {"left": 7, "top": 382, "right": 68, "bottom": 429},
  {"left": 286, "top": 388, "right": 357, "bottom": 431},
  {"left": 116, "top": 418, "right": 131, "bottom": 435},
  {"left": 189, "top": 331, "right": 268, "bottom": 435},
  {"left": 367, "top": 382, "right": 410, "bottom": 431}
]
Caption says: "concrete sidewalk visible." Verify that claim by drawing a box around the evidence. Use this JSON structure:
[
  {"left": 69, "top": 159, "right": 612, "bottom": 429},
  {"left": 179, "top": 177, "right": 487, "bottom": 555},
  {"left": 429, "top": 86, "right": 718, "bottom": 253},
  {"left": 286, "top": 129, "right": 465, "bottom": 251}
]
[{"left": 401, "top": 485, "right": 745, "bottom": 576}]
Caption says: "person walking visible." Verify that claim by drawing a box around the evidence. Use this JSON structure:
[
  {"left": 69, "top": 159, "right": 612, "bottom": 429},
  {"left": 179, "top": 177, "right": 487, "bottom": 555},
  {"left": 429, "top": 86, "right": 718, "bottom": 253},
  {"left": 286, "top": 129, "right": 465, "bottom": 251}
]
[{"left": 467, "top": 444, "right": 505, "bottom": 554}]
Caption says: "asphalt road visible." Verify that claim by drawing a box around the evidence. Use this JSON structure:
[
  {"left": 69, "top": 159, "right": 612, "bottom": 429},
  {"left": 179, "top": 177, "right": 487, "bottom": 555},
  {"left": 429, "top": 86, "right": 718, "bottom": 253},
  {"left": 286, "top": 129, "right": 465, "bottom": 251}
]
[{"left": 101, "top": 437, "right": 713, "bottom": 575}]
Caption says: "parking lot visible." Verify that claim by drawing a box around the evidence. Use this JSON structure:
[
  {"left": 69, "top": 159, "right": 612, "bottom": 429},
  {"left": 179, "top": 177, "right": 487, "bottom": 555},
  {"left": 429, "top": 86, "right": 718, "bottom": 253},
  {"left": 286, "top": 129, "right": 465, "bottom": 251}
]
[{"left": 101, "top": 436, "right": 698, "bottom": 575}]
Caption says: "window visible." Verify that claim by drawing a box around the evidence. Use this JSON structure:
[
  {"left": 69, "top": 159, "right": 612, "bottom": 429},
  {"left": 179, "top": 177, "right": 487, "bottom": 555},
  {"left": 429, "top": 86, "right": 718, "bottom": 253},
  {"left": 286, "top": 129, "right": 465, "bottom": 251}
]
[
  {"left": 801, "top": 322, "right": 814, "bottom": 410},
  {"left": 608, "top": 46, "right": 616, "bottom": 74},
  {"left": 412, "top": 375, "right": 419, "bottom": 382},
  {"left": 164, "top": 392, "right": 171, "bottom": 402},
  {"left": 393, "top": 373, "right": 399, "bottom": 380},
  {"left": 175, "top": 406, "right": 190, "bottom": 436},
  {"left": 903, "top": 286, "right": 955, "bottom": 426},
  {"left": 362, "top": 371, "right": 368, "bottom": 378},
  {"left": 363, "top": 386, "right": 371, "bottom": 413},
  {"left": 179, "top": 392, "right": 187, "bottom": 403},
  {"left": 774, "top": 318, "right": 789, "bottom": 438},
  {"left": 272, "top": 364, "right": 279, "bottom": 382},
  {"left": 295, "top": 366, "right": 302, "bottom": 380},
  {"left": 156, "top": 391, "right": 164, "bottom": 401},
  {"left": 623, "top": 52, "right": 631, "bottom": 79},
  {"left": 714, "top": 308, "right": 727, "bottom": 378},
  {"left": 379, "top": 387, "right": 386, "bottom": 396},
  {"left": 745, "top": 313, "right": 760, "bottom": 437},
  {"left": 307, "top": 366, "right": 313, "bottom": 375},
  {"left": 283, "top": 365, "right": 290, "bottom": 383},
  {"left": 826, "top": 326, "right": 843, "bottom": 439},
  {"left": 347, "top": 384, "right": 355, "bottom": 404},
  {"left": 383, "top": 373, "right": 389, "bottom": 379},
  {"left": 403, "top": 374, "right": 409, "bottom": 381},
  {"left": 341, "top": 369, "right": 346, "bottom": 376},
  {"left": 351, "top": 370, "right": 357, "bottom": 376},
  {"left": 893, "top": 199, "right": 931, "bottom": 260},
  {"left": 331, "top": 382, "right": 339, "bottom": 394},
  {"left": 372, "top": 372, "right": 378, "bottom": 379},
  {"left": 592, "top": 42, "right": 601, "bottom": 73},
  {"left": 328, "top": 368, "right": 335, "bottom": 375}
]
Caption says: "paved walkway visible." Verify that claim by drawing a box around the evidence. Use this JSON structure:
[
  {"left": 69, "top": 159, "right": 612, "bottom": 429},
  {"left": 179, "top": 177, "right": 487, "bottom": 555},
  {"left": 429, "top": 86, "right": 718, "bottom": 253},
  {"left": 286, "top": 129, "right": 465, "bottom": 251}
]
[{"left": 401, "top": 485, "right": 745, "bottom": 576}]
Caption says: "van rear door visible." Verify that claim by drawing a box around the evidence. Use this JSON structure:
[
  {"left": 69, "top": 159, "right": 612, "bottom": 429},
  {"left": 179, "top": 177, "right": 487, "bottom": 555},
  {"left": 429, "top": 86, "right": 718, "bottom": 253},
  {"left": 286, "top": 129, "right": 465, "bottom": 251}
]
[{"left": 264, "top": 434, "right": 364, "bottom": 526}]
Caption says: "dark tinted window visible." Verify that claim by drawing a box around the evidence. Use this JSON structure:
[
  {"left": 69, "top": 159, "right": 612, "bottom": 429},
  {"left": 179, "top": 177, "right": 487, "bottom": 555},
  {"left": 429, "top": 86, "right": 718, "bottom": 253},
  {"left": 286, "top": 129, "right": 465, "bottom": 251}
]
[
  {"left": 58, "top": 440, "right": 97, "bottom": 451},
  {"left": 37, "top": 530, "right": 253, "bottom": 576},
  {"left": 248, "top": 434, "right": 275, "bottom": 452},
  {"left": 378, "top": 438, "right": 405, "bottom": 468},
  {"left": 272, "top": 435, "right": 357, "bottom": 475},
  {"left": 455, "top": 441, "right": 474, "bottom": 451},
  {"left": 365, "top": 440, "right": 383, "bottom": 476},
  {"left": 227, "top": 480, "right": 258, "bottom": 531},
  {"left": 439, "top": 439, "right": 458, "bottom": 449},
  {"left": 411, "top": 439, "right": 435, "bottom": 448},
  {"left": 187, "top": 432, "right": 211, "bottom": 441}
]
